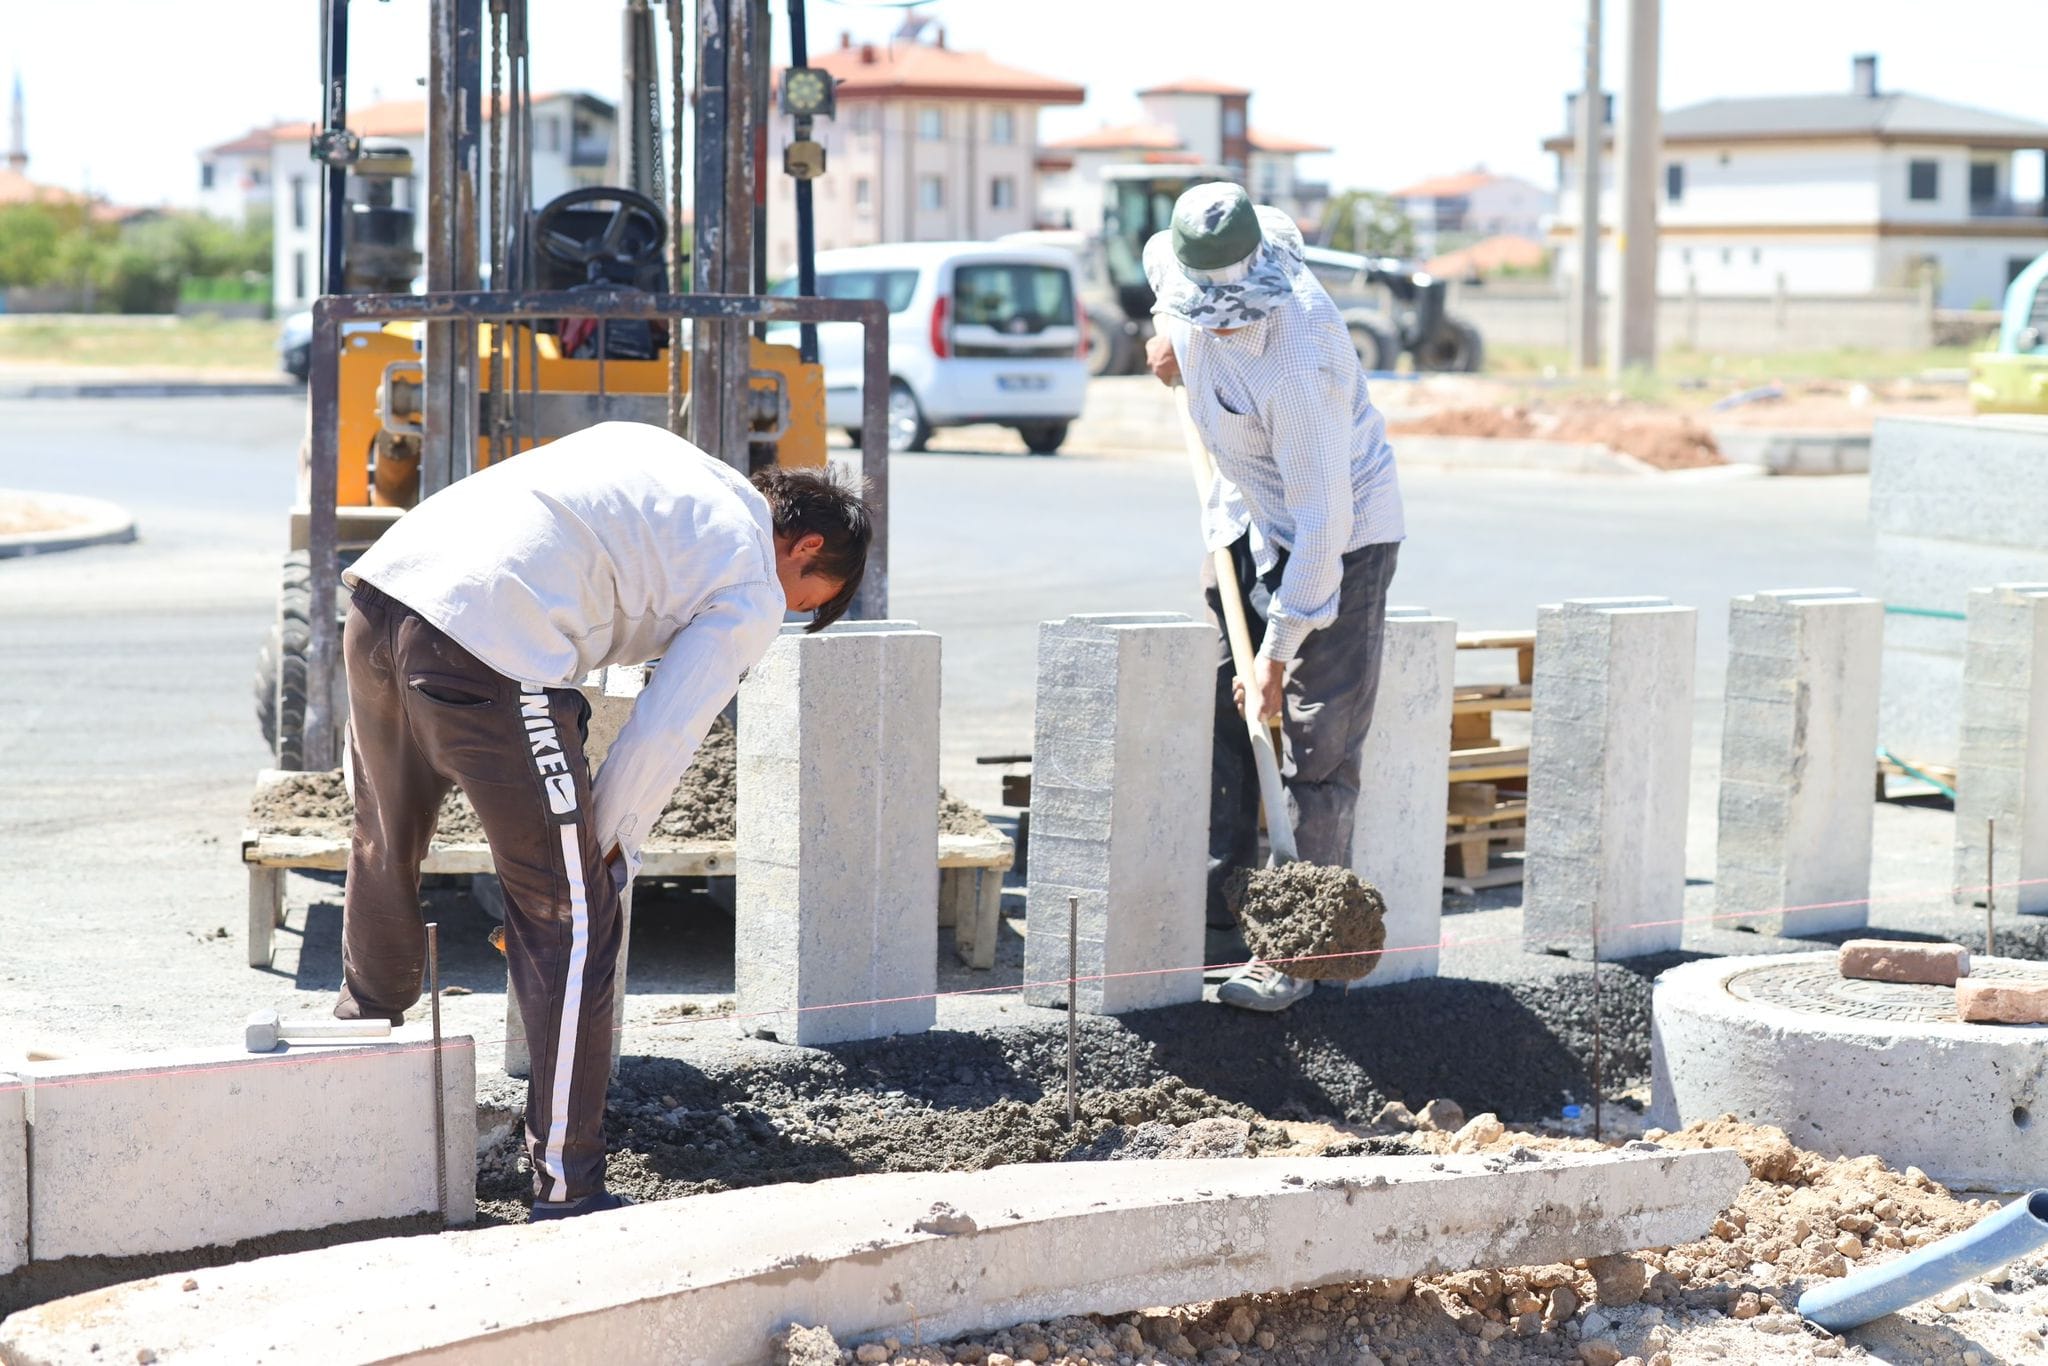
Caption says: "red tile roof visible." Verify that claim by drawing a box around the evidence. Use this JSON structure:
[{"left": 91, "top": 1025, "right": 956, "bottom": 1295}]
[
  {"left": 267, "top": 93, "right": 578, "bottom": 143},
  {"left": 0, "top": 167, "right": 84, "bottom": 208},
  {"left": 1392, "top": 170, "right": 1500, "bottom": 200},
  {"left": 1140, "top": 77, "right": 1251, "bottom": 97},
  {"left": 204, "top": 126, "right": 287, "bottom": 157},
  {"left": 811, "top": 42, "right": 1084, "bottom": 104},
  {"left": 1044, "top": 121, "right": 1183, "bottom": 152},
  {"left": 1247, "top": 128, "right": 1331, "bottom": 155},
  {"left": 1425, "top": 234, "right": 1548, "bottom": 277}
]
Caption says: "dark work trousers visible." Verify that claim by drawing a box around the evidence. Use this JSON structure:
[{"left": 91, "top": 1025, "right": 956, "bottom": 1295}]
[
  {"left": 336, "top": 582, "right": 621, "bottom": 1203},
  {"left": 1203, "top": 537, "right": 1401, "bottom": 927}
]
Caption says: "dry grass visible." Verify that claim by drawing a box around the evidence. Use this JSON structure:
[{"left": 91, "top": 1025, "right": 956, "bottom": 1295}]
[{"left": 0, "top": 315, "right": 278, "bottom": 371}]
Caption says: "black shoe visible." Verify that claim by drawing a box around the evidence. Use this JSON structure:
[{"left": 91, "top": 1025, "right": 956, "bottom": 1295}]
[{"left": 529, "top": 1191, "right": 633, "bottom": 1222}]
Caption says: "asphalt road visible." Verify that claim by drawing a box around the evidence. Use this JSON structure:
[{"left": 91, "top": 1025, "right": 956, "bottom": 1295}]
[{"left": 0, "top": 396, "right": 1914, "bottom": 1065}]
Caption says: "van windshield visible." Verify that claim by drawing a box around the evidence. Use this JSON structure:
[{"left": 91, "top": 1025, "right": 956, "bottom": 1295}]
[
  {"left": 772, "top": 269, "right": 921, "bottom": 313},
  {"left": 953, "top": 263, "right": 1075, "bottom": 332}
]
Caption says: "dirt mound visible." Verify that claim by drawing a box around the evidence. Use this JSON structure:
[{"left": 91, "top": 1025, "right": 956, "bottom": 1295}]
[
  {"left": 248, "top": 716, "right": 998, "bottom": 846},
  {"left": 1549, "top": 409, "right": 1723, "bottom": 470},
  {"left": 1389, "top": 405, "right": 1538, "bottom": 439},
  {"left": 1230, "top": 863, "right": 1388, "bottom": 981}
]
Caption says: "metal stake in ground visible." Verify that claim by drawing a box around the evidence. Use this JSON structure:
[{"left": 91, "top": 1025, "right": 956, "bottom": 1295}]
[
  {"left": 1590, "top": 916, "right": 1603, "bottom": 1143},
  {"left": 1987, "top": 817, "right": 1998, "bottom": 957},
  {"left": 427, "top": 921, "right": 448, "bottom": 1225},
  {"left": 1067, "top": 893, "right": 1079, "bottom": 1130}
]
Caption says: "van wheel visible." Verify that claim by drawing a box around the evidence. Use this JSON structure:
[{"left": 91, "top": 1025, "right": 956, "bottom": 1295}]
[
  {"left": 888, "top": 381, "right": 931, "bottom": 453},
  {"left": 1017, "top": 421, "right": 1069, "bottom": 456}
]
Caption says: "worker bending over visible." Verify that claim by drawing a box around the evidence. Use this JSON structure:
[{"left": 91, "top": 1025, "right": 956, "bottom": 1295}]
[
  {"left": 334, "top": 420, "right": 872, "bottom": 1218},
  {"left": 1145, "top": 182, "right": 1406, "bottom": 1013}
]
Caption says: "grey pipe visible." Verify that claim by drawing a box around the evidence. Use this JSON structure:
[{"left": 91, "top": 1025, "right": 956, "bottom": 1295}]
[{"left": 1799, "top": 1190, "right": 2048, "bottom": 1332}]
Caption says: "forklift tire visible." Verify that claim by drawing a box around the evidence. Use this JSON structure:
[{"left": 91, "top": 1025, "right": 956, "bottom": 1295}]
[
  {"left": 255, "top": 551, "right": 314, "bottom": 771},
  {"left": 1413, "top": 317, "right": 1485, "bottom": 373},
  {"left": 1345, "top": 317, "right": 1401, "bottom": 374}
]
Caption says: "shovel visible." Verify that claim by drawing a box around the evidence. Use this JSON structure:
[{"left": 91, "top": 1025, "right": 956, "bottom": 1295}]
[{"left": 1177, "top": 386, "right": 1298, "bottom": 867}]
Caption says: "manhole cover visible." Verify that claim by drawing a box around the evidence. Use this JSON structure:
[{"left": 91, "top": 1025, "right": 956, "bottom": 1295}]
[{"left": 1725, "top": 958, "right": 2048, "bottom": 1022}]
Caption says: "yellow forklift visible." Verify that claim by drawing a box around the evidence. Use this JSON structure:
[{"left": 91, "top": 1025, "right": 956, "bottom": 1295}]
[{"left": 257, "top": 0, "right": 895, "bottom": 770}]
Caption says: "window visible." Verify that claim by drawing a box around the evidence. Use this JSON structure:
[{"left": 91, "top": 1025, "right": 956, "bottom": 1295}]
[
  {"left": 988, "top": 108, "right": 1015, "bottom": 145},
  {"left": 1222, "top": 108, "right": 1245, "bottom": 137},
  {"left": 990, "top": 175, "right": 1016, "bottom": 210},
  {"left": 200, "top": 161, "right": 216, "bottom": 190},
  {"left": 952, "top": 262, "right": 1076, "bottom": 330},
  {"left": 1751, "top": 248, "right": 1762, "bottom": 266},
  {"left": 790, "top": 269, "right": 921, "bottom": 313},
  {"left": 293, "top": 251, "right": 307, "bottom": 301},
  {"left": 1681, "top": 247, "right": 1693, "bottom": 266},
  {"left": 2010, "top": 256, "right": 2034, "bottom": 287},
  {"left": 251, "top": 166, "right": 267, "bottom": 187},
  {"left": 918, "top": 107, "right": 944, "bottom": 141},
  {"left": 1971, "top": 162, "right": 1999, "bottom": 203},
  {"left": 1664, "top": 162, "right": 1683, "bottom": 204},
  {"left": 1721, "top": 248, "right": 1732, "bottom": 266},
  {"left": 855, "top": 177, "right": 872, "bottom": 210},
  {"left": 919, "top": 175, "right": 945, "bottom": 210},
  {"left": 539, "top": 117, "right": 561, "bottom": 153},
  {"left": 290, "top": 176, "right": 307, "bottom": 230},
  {"left": 1909, "top": 159, "right": 1939, "bottom": 202},
  {"left": 851, "top": 106, "right": 874, "bottom": 135}
]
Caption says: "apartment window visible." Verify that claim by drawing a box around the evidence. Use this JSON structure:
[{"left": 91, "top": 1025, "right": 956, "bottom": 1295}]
[
  {"left": 290, "top": 176, "right": 307, "bottom": 230},
  {"left": 293, "top": 251, "right": 307, "bottom": 301},
  {"left": 851, "top": 106, "right": 874, "bottom": 135},
  {"left": 989, "top": 175, "right": 1016, "bottom": 210},
  {"left": 1751, "top": 248, "right": 1762, "bottom": 266},
  {"left": 1681, "top": 247, "right": 1693, "bottom": 266},
  {"left": 1721, "top": 248, "right": 1732, "bottom": 266},
  {"left": 988, "top": 108, "right": 1015, "bottom": 145},
  {"left": 1971, "top": 162, "right": 1999, "bottom": 203},
  {"left": 919, "top": 174, "right": 945, "bottom": 210},
  {"left": 200, "top": 161, "right": 216, "bottom": 190},
  {"left": 918, "top": 107, "right": 944, "bottom": 141},
  {"left": 250, "top": 166, "right": 267, "bottom": 187},
  {"left": 1664, "top": 162, "right": 1683, "bottom": 204},
  {"left": 540, "top": 116, "right": 561, "bottom": 154},
  {"left": 855, "top": 177, "right": 872, "bottom": 211},
  {"left": 1909, "top": 159, "right": 1939, "bottom": 202},
  {"left": 1222, "top": 108, "right": 1245, "bottom": 137}
]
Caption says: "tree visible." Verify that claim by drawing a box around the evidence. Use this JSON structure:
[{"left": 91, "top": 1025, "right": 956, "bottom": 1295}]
[
  {"left": 0, "top": 201, "right": 99, "bottom": 287},
  {"left": 1319, "top": 189, "right": 1415, "bottom": 260}
]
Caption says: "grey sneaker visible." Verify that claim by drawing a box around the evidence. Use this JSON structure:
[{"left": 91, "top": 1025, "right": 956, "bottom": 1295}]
[{"left": 1216, "top": 959, "right": 1313, "bottom": 1013}]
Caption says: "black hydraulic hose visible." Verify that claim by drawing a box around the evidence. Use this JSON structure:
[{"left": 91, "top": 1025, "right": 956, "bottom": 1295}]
[
  {"left": 320, "top": 0, "right": 350, "bottom": 296},
  {"left": 789, "top": 0, "right": 819, "bottom": 364}
]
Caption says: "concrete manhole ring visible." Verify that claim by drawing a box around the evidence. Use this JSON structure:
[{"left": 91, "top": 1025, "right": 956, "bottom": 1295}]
[{"left": 1725, "top": 957, "right": 2048, "bottom": 1023}]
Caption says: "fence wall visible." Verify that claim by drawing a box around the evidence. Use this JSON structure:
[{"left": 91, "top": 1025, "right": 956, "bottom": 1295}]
[{"left": 1449, "top": 281, "right": 1937, "bottom": 354}]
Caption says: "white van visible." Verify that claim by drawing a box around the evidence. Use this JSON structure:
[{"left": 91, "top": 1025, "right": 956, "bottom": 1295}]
[{"left": 768, "top": 241, "right": 1089, "bottom": 455}]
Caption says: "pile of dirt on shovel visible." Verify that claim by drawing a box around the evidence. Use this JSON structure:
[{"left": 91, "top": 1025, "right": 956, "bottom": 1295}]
[
  {"left": 1229, "top": 862, "right": 1388, "bottom": 981},
  {"left": 248, "top": 716, "right": 998, "bottom": 845}
]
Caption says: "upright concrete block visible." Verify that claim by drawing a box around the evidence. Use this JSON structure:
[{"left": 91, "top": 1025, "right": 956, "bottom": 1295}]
[
  {"left": 1715, "top": 589, "right": 1883, "bottom": 935},
  {"left": 1525, "top": 597, "right": 1697, "bottom": 960},
  {"left": 1350, "top": 607, "right": 1456, "bottom": 986},
  {"left": 735, "top": 622, "right": 941, "bottom": 1045},
  {"left": 1024, "top": 614, "right": 1213, "bottom": 1013},
  {"left": 1, "top": 1073, "right": 23, "bottom": 1274},
  {"left": 1955, "top": 583, "right": 2048, "bottom": 915},
  {"left": 21, "top": 1031, "right": 474, "bottom": 1262}
]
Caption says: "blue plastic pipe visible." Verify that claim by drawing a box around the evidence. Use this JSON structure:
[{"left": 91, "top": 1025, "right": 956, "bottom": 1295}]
[{"left": 1799, "top": 1190, "right": 2048, "bottom": 1332}]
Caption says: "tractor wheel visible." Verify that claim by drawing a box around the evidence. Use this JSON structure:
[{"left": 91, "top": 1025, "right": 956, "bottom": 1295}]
[
  {"left": 1346, "top": 316, "right": 1401, "bottom": 374},
  {"left": 254, "top": 551, "right": 314, "bottom": 770},
  {"left": 1414, "top": 317, "right": 1485, "bottom": 373},
  {"left": 1084, "top": 308, "right": 1130, "bottom": 378}
]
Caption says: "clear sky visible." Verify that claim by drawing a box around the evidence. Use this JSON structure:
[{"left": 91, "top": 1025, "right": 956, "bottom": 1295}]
[{"left": 4, "top": 0, "right": 2046, "bottom": 208}]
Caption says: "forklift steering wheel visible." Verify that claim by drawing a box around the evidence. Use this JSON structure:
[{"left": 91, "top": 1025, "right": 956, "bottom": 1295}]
[{"left": 532, "top": 187, "right": 668, "bottom": 280}]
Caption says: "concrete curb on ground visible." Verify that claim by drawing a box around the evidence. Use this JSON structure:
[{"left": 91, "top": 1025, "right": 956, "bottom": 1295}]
[
  {"left": 1712, "top": 428, "right": 1871, "bottom": 476},
  {"left": 0, "top": 379, "right": 300, "bottom": 400},
  {"left": 0, "top": 492, "right": 137, "bottom": 559}
]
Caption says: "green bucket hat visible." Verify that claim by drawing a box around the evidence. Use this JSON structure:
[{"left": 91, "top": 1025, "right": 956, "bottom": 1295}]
[{"left": 1144, "top": 182, "right": 1306, "bottom": 327}]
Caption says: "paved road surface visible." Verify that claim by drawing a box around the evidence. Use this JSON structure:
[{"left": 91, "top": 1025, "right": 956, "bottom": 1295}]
[{"left": 0, "top": 397, "right": 1904, "bottom": 1064}]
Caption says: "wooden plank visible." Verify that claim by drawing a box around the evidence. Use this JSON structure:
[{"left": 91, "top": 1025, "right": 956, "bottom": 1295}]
[
  {"left": 1445, "top": 802, "right": 1529, "bottom": 830},
  {"left": 1448, "top": 745, "right": 1528, "bottom": 769},
  {"left": 243, "top": 829, "right": 1012, "bottom": 876},
  {"left": 1450, "top": 712, "right": 1496, "bottom": 748},
  {"left": 1444, "top": 865, "right": 1527, "bottom": 895},
  {"left": 1453, "top": 697, "right": 1533, "bottom": 716},
  {"left": 1451, "top": 684, "right": 1532, "bottom": 703},
  {"left": 1447, "top": 765, "right": 1530, "bottom": 786},
  {"left": 1456, "top": 630, "right": 1536, "bottom": 651},
  {"left": 1447, "top": 783, "right": 1498, "bottom": 818}
]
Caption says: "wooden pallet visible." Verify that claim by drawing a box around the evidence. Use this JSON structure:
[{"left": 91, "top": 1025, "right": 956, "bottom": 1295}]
[
  {"left": 1876, "top": 753, "right": 1957, "bottom": 802},
  {"left": 242, "top": 770, "right": 1015, "bottom": 971},
  {"left": 1446, "top": 632, "right": 1535, "bottom": 891}
]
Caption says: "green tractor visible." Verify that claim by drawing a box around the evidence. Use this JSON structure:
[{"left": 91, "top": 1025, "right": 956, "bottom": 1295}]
[{"left": 1970, "top": 250, "right": 2048, "bottom": 415}]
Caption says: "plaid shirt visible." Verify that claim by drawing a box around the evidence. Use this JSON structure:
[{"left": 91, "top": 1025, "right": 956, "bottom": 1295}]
[{"left": 1162, "top": 271, "right": 1405, "bottom": 662}]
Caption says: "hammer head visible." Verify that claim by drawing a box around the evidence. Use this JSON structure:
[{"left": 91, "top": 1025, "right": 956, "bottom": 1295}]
[{"left": 245, "top": 1008, "right": 282, "bottom": 1053}]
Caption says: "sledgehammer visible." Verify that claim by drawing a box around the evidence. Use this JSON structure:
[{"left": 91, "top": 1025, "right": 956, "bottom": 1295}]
[{"left": 245, "top": 1008, "right": 392, "bottom": 1053}]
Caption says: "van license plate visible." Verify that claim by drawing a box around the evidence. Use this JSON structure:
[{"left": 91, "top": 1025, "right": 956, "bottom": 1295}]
[{"left": 996, "top": 374, "right": 1049, "bottom": 392}]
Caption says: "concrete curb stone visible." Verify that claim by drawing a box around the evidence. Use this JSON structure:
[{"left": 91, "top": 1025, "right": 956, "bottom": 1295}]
[{"left": 0, "top": 492, "right": 137, "bottom": 560}]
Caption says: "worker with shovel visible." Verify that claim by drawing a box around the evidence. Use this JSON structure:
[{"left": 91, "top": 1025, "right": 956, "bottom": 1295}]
[
  {"left": 1144, "top": 183, "right": 1405, "bottom": 1012},
  {"left": 333, "top": 420, "right": 871, "bottom": 1218}
]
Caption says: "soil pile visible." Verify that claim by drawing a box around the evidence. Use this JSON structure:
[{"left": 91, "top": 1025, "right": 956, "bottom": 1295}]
[
  {"left": 1230, "top": 863, "right": 1387, "bottom": 981},
  {"left": 248, "top": 716, "right": 998, "bottom": 846},
  {"left": 1390, "top": 404, "right": 1725, "bottom": 470},
  {"left": 1391, "top": 406, "right": 1538, "bottom": 439}
]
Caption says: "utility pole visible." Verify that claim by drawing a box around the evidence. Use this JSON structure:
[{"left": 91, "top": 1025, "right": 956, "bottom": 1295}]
[
  {"left": 1573, "top": 0, "right": 1603, "bottom": 373},
  {"left": 1610, "top": 0, "right": 1661, "bottom": 376}
]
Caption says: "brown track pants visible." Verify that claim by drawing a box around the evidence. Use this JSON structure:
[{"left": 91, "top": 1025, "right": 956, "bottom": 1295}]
[{"left": 335, "top": 581, "right": 620, "bottom": 1202}]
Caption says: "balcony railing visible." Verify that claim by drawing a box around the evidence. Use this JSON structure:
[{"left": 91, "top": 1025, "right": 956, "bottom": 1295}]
[
  {"left": 1969, "top": 196, "right": 2048, "bottom": 219},
  {"left": 570, "top": 135, "right": 611, "bottom": 168}
]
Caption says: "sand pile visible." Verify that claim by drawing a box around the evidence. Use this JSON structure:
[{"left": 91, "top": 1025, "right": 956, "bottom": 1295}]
[{"left": 1229, "top": 863, "right": 1388, "bottom": 981}]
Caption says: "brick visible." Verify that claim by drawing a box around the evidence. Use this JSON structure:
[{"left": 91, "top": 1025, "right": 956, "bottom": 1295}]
[
  {"left": 1956, "top": 978, "right": 2048, "bottom": 1024},
  {"left": 1838, "top": 939, "right": 1969, "bottom": 986},
  {"left": 1715, "top": 590, "right": 1883, "bottom": 936},
  {"left": 1348, "top": 608, "right": 1456, "bottom": 987},
  {"left": 734, "top": 623, "right": 941, "bottom": 1046},
  {"left": 1525, "top": 598, "right": 1697, "bottom": 960},
  {"left": 1024, "top": 614, "right": 1213, "bottom": 1014}
]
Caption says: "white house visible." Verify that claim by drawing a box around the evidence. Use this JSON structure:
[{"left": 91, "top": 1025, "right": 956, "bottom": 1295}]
[
  {"left": 1038, "top": 77, "right": 1331, "bottom": 235},
  {"left": 1547, "top": 55, "right": 2048, "bottom": 309},
  {"left": 1391, "top": 169, "right": 1551, "bottom": 260},
  {"left": 765, "top": 31, "right": 1084, "bottom": 279},
  {"left": 197, "top": 127, "right": 280, "bottom": 226},
  {"left": 268, "top": 92, "right": 616, "bottom": 313}
]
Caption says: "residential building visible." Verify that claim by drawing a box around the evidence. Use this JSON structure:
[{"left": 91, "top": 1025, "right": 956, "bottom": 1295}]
[
  {"left": 1391, "top": 169, "right": 1551, "bottom": 259},
  {"left": 1545, "top": 55, "right": 2048, "bottom": 308},
  {"left": 268, "top": 92, "right": 616, "bottom": 313},
  {"left": 765, "top": 30, "right": 1084, "bottom": 279},
  {"left": 197, "top": 127, "right": 280, "bottom": 226},
  {"left": 1036, "top": 77, "right": 1331, "bottom": 236}
]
